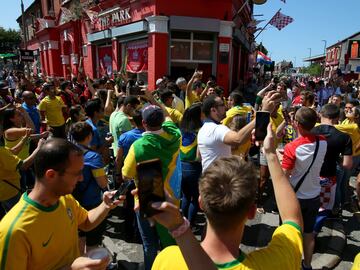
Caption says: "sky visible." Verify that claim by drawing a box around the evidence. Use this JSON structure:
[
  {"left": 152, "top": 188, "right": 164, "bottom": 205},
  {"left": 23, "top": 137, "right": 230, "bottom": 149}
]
[
  {"left": 254, "top": 0, "right": 360, "bottom": 66},
  {"left": 1, "top": 0, "right": 33, "bottom": 29},
  {"left": 2, "top": 0, "right": 360, "bottom": 67}
]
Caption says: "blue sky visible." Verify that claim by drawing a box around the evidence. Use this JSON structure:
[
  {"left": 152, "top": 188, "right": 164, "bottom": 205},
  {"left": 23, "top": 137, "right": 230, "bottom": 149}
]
[
  {"left": 254, "top": 0, "right": 360, "bottom": 66},
  {"left": 2, "top": 0, "right": 33, "bottom": 30},
  {"left": 2, "top": 0, "right": 360, "bottom": 67}
]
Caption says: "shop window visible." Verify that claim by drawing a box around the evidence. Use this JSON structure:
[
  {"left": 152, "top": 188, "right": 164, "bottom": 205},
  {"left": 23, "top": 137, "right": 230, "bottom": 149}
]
[
  {"left": 171, "top": 41, "right": 191, "bottom": 60},
  {"left": 171, "top": 31, "right": 214, "bottom": 63},
  {"left": 193, "top": 42, "right": 212, "bottom": 61}
]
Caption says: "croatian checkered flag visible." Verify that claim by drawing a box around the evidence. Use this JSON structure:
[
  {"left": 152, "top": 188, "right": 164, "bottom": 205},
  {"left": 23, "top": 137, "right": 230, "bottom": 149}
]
[{"left": 269, "top": 10, "right": 294, "bottom": 30}]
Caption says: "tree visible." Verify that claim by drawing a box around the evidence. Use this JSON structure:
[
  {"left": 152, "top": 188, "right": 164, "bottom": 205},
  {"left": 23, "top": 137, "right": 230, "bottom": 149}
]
[
  {"left": 301, "top": 63, "right": 322, "bottom": 76},
  {"left": 0, "top": 27, "right": 21, "bottom": 53}
]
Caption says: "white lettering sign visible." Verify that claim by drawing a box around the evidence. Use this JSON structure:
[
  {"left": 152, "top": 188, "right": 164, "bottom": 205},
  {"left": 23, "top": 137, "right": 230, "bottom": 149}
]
[{"left": 98, "top": 7, "right": 131, "bottom": 29}]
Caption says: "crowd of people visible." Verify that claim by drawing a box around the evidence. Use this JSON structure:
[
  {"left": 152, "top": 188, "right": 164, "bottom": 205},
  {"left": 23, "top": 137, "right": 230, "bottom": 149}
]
[{"left": 0, "top": 67, "right": 359, "bottom": 270}]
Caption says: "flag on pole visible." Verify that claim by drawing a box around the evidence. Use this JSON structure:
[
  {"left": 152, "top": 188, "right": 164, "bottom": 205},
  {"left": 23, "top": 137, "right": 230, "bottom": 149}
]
[
  {"left": 269, "top": 10, "right": 294, "bottom": 30},
  {"left": 256, "top": 51, "right": 272, "bottom": 65}
]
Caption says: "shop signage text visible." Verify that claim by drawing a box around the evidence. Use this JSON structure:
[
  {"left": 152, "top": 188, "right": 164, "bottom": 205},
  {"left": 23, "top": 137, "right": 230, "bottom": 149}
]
[{"left": 98, "top": 7, "right": 131, "bottom": 29}]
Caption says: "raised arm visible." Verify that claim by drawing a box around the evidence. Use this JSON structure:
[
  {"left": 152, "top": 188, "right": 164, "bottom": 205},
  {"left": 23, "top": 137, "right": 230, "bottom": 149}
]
[{"left": 263, "top": 123, "right": 303, "bottom": 230}]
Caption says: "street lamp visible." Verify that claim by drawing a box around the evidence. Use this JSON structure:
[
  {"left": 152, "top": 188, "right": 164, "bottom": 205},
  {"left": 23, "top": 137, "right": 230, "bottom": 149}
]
[
  {"left": 321, "top": 40, "right": 327, "bottom": 54},
  {"left": 308, "top": 48, "right": 312, "bottom": 58}
]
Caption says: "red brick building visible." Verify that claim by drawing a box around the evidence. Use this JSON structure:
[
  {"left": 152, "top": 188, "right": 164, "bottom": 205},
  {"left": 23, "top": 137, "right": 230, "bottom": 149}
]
[{"left": 19, "top": 0, "right": 256, "bottom": 93}]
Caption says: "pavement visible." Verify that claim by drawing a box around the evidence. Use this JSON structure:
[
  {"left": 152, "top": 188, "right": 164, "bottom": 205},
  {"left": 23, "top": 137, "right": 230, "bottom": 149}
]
[{"left": 102, "top": 180, "right": 360, "bottom": 270}]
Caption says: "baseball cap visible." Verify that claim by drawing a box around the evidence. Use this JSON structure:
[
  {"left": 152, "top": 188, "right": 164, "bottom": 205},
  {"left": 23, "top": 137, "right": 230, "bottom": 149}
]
[
  {"left": 156, "top": 78, "right": 164, "bottom": 87},
  {"left": 141, "top": 105, "right": 164, "bottom": 127}
]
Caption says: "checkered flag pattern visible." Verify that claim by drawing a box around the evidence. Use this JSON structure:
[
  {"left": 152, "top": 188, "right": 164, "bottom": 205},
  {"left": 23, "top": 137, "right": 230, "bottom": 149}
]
[{"left": 269, "top": 11, "right": 294, "bottom": 30}]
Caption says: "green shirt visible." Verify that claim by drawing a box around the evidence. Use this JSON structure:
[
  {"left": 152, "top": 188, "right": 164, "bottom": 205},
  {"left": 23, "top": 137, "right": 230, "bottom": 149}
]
[{"left": 109, "top": 111, "right": 132, "bottom": 156}]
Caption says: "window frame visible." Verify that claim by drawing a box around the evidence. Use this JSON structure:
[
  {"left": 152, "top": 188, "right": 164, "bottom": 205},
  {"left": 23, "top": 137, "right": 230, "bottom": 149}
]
[{"left": 171, "top": 32, "right": 214, "bottom": 63}]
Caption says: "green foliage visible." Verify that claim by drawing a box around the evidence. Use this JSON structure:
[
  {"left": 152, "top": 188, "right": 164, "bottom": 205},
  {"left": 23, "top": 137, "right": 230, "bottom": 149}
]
[
  {"left": 301, "top": 63, "right": 322, "bottom": 76},
  {"left": 0, "top": 27, "right": 21, "bottom": 53}
]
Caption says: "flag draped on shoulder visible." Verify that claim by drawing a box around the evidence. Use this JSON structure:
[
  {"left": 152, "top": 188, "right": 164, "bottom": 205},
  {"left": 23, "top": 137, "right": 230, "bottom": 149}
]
[{"left": 269, "top": 10, "right": 294, "bottom": 30}]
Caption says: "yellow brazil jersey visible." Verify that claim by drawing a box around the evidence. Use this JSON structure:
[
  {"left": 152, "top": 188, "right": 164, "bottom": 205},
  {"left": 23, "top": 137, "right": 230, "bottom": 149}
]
[
  {"left": 38, "top": 96, "right": 66, "bottom": 127},
  {"left": 4, "top": 135, "right": 30, "bottom": 160},
  {"left": 0, "top": 146, "right": 22, "bottom": 201},
  {"left": 152, "top": 222, "right": 303, "bottom": 270},
  {"left": 353, "top": 253, "right": 360, "bottom": 270},
  {"left": 222, "top": 106, "right": 252, "bottom": 126},
  {"left": 185, "top": 91, "right": 200, "bottom": 109},
  {"left": 0, "top": 193, "right": 88, "bottom": 270},
  {"left": 270, "top": 112, "right": 284, "bottom": 148},
  {"left": 335, "top": 123, "right": 360, "bottom": 156},
  {"left": 166, "top": 107, "right": 183, "bottom": 125},
  {"left": 341, "top": 118, "right": 353, "bottom": 125}
]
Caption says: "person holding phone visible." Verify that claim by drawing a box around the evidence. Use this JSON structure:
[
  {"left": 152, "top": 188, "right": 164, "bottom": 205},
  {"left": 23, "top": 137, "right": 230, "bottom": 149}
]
[
  {"left": 198, "top": 91, "right": 281, "bottom": 172},
  {"left": 184, "top": 70, "right": 204, "bottom": 109},
  {"left": 152, "top": 123, "right": 303, "bottom": 270},
  {"left": 122, "top": 89, "right": 182, "bottom": 270},
  {"left": 0, "top": 139, "right": 123, "bottom": 270}
]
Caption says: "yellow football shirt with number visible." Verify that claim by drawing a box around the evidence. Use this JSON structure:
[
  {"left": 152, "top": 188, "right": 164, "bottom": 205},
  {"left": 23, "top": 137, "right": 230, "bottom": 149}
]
[{"left": 0, "top": 193, "right": 88, "bottom": 270}]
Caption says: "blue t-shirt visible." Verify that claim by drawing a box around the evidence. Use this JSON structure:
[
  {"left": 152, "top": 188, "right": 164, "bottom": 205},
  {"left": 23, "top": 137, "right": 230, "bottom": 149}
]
[
  {"left": 22, "top": 102, "right": 40, "bottom": 134},
  {"left": 77, "top": 148, "right": 104, "bottom": 207},
  {"left": 117, "top": 128, "right": 144, "bottom": 158},
  {"left": 86, "top": 118, "right": 102, "bottom": 149}
]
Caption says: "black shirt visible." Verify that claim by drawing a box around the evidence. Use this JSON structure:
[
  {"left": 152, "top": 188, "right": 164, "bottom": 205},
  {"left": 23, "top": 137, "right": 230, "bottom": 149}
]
[{"left": 312, "top": 124, "right": 352, "bottom": 177}]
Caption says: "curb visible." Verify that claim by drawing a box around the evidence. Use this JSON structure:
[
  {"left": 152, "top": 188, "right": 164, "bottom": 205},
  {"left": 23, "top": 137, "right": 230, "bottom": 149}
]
[{"left": 312, "top": 219, "right": 346, "bottom": 270}]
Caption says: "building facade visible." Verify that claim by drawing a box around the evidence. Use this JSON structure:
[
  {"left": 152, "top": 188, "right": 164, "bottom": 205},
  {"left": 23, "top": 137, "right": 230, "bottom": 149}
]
[{"left": 18, "top": 0, "right": 256, "bottom": 93}]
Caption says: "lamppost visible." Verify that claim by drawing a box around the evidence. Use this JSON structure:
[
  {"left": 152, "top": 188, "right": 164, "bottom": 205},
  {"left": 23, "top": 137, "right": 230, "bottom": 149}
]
[
  {"left": 321, "top": 40, "right": 327, "bottom": 77},
  {"left": 321, "top": 40, "right": 327, "bottom": 55}
]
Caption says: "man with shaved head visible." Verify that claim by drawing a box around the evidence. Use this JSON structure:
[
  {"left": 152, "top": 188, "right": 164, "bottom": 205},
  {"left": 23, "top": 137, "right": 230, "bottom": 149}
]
[
  {"left": 22, "top": 90, "right": 40, "bottom": 134},
  {"left": 0, "top": 139, "right": 123, "bottom": 270}
]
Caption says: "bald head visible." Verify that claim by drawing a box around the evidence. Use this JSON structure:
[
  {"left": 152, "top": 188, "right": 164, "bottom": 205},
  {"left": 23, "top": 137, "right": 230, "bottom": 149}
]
[{"left": 22, "top": 91, "right": 37, "bottom": 106}]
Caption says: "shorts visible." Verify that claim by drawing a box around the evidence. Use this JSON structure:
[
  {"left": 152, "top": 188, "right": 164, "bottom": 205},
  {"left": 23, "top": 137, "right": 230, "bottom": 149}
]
[{"left": 299, "top": 196, "right": 320, "bottom": 233}]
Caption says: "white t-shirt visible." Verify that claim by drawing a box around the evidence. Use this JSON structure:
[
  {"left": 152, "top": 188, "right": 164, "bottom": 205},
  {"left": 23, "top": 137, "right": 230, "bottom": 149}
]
[{"left": 198, "top": 120, "right": 231, "bottom": 171}]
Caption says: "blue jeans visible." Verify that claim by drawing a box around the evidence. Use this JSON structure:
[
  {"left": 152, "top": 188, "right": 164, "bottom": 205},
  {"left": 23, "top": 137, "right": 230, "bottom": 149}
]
[
  {"left": 181, "top": 161, "right": 202, "bottom": 226},
  {"left": 135, "top": 211, "right": 159, "bottom": 270}
]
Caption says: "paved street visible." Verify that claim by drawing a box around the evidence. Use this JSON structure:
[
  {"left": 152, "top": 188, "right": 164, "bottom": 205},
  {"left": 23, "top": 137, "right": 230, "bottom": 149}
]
[{"left": 104, "top": 191, "right": 360, "bottom": 270}]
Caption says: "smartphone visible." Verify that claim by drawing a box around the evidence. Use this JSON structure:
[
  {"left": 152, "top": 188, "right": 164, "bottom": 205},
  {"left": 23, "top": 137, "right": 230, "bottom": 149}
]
[
  {"left": 255, "top": 111, "right": 270, "bottom": 141},
  {"left": 282, "top": 109, "right": 291, "bottom": 124},
  {"left": 136, "top": 158, "right": 164, "bottom": 218},
  {"left": 111, "top": 180, "right": 134, "bottom": 201}
]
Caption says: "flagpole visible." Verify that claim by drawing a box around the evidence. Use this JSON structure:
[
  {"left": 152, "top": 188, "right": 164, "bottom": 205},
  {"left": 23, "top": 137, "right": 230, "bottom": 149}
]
[
  {"left": 254, "top": 8, "right": 281, "bottom": 39},
  {"left": 232, "top": 0, "right": 250, "bottom": 20}
]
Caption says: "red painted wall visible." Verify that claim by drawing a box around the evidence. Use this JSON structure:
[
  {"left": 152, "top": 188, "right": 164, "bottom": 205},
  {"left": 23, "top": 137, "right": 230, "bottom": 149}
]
[{"left": 147, "top": 33, "right": 169, "bottom": 90}]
